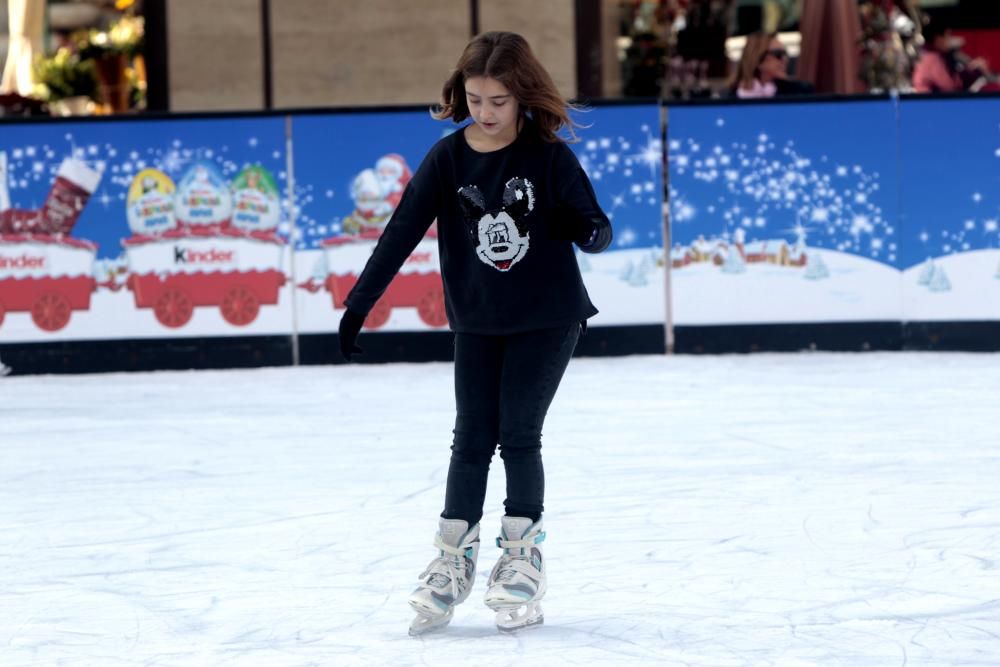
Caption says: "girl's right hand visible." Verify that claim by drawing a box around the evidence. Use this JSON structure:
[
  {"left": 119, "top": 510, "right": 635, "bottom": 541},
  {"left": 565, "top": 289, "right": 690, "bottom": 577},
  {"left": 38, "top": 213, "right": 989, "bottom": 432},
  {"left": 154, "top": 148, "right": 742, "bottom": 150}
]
[{"left": 338, "top": 308, "right": 366, "bottom": 361}]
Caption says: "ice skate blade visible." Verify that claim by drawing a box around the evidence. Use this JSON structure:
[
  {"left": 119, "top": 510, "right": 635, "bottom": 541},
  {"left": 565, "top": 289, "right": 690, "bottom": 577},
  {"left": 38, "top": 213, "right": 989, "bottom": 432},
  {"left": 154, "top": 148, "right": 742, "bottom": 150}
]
[
  {"left": 494, "top": 603, "right": 543, "bottom": 633},
  {"left": 497, "top": 614, "right": 544, "bottom": 633},
  {"left": 484, "top": 595, "right": 544, "bottom": 611},
  {"left": 409, "top": 614, "right": 452, "bottom": 636},
  {"left": 408, "top": 601, "right": 453, "bottom": 636}
]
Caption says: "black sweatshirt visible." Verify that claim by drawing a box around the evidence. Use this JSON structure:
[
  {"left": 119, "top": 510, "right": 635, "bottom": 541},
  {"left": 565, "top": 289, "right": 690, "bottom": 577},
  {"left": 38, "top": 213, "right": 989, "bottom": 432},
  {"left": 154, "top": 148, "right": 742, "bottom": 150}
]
[{"left": 345, "top": 120, "right": 613, "bottom": 335}]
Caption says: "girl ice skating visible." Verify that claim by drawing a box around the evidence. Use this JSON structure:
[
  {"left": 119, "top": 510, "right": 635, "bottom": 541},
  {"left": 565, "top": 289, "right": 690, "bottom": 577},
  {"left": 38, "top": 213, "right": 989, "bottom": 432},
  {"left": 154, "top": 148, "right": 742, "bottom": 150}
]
[{"left": 337, "top": 31, "right": 612, "bottom": 635}]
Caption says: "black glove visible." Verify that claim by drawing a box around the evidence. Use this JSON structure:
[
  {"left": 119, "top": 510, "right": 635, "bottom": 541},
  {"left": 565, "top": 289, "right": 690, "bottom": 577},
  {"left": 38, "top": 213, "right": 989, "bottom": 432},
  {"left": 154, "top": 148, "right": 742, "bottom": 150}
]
[{"left": 338, "top": 308, "right": 366, "bottom": 361}]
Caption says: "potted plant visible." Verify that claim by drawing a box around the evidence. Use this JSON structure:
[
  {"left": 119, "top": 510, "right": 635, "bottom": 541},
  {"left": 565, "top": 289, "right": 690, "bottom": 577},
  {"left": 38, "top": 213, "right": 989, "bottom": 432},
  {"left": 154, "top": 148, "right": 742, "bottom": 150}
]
[
  {"left": 32, "top": 48, "right": 97, "bottom": 116},
  {"left": 75, "top": 14, "right": 144, "bottom": 113}
]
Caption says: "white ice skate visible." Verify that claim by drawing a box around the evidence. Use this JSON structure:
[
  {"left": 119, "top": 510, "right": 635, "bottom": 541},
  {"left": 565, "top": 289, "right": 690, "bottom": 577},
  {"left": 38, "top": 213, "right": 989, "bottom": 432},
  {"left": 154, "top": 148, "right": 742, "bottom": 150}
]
[
  {"left": 484, "top": 516, "right": 546, "bottom": 632},
  {"left": 407, "top": 518, "right": 479, "bottom": 636}
]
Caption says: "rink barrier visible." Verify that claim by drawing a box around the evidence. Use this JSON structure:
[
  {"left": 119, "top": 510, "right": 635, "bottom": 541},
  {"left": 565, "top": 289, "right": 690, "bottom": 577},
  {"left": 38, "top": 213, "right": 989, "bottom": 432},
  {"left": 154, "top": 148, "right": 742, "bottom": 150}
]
[
  {"left": 0, "top": 325, "right": 667, "bottom": 374},
  {"left": 0, "top": 100, "right": 666, "bottom": 374},
  {"left": 3, "top": 94, "right": 1000, "bottom": 374},
  {"left": 666, "top": 91, "right": 1000, "bottom": 354}
]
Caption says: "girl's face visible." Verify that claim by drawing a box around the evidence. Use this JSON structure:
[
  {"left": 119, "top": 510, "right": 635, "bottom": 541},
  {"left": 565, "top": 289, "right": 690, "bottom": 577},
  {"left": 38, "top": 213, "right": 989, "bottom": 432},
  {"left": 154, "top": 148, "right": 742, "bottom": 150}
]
[
  {"left": 758, "top": 38, "right": 789, "bottom": 82},
  {"left": 464, "top": 76, "right": 520, "bottom": 141}
]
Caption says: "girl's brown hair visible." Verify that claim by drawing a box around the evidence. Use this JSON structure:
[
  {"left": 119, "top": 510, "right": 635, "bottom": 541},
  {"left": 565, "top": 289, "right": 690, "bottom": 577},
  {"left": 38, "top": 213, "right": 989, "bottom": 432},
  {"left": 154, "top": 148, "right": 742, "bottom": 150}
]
[
  {"left": 432, "top": 31, "right": 580, "bottom": 142},
  {"left": 732, "top": 31, "right": 778, "bottom": 92}
]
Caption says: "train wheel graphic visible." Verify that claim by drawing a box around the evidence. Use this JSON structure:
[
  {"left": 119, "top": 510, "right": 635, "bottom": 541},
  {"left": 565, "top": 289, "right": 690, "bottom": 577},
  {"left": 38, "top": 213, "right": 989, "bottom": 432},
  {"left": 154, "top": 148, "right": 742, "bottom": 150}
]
[
  {"left": 31, "top": 292, "right": 72, "bottom": 331},
  {"left": 364, "top": 299, "right": 391, "bottom": 329},
  {"left": 221, "top": 285, "right": 260, "bottom": 326},
  {"left": 417, "top": 286, "right": 447, "bottom": 327},
  {"left": 154, "top": 287, "right": 194, "bottom": 328}
]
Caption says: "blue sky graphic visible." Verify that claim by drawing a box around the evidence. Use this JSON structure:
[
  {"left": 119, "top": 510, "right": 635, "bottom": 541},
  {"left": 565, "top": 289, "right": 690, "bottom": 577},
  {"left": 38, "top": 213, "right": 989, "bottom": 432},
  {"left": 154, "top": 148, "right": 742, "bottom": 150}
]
[
  {"left": 291, "top": 104, "right": 663, "bottom": 252},
  {"left": 1, "top": 105, "right": 663, "bottom": 260},
  {"left": 1, "top": 117, "right": 286, "bottom": 259},
  {"left": 669, "top": 97, "right": 1000, "bottom": 270}
]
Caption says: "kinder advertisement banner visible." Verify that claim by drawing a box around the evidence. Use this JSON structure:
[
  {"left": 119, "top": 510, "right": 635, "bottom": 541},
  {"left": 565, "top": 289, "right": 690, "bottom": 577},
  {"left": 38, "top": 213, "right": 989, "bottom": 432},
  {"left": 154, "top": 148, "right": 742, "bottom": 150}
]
[
  {"left": 668, "top": 100, "right": 903, "bottom": 325},
  {"left": 1, "top": 105, "right": 663, "bottom": 343},
  {"left": 291, "top": 104, "right": 666, "bottom": 334},
  {"left": 0, "top": 117, "right": 290, "bottom": 341},
  {"left": 898, "top": 97, "right": 1000, "bottom": 321}
]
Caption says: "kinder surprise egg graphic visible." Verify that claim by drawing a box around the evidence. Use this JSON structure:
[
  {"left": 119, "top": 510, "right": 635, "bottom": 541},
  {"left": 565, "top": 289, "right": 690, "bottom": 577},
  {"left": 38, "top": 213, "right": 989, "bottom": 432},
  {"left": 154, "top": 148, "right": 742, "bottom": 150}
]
[
  {"left": 126, "top": 169, "right": 176, "bottom": 235},
  {"left": 230, "top": 165, "right": 280, "bottom": 232},
  {"left": 174, "top": 161, "right": 232, "bottom": 227}
]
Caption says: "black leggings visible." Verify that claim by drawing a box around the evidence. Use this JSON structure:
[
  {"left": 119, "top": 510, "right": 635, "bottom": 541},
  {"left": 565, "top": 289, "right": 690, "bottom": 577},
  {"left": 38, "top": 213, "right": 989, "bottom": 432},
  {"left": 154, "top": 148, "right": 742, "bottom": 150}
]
[{"left": 442, "top": 322, "right": 581, "bottom": 526}]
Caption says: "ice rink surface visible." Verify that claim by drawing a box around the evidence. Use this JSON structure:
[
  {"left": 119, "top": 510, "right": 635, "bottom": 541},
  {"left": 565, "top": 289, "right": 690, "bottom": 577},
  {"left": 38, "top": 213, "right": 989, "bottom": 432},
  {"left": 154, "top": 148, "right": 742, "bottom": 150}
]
[{"left": 2, "top": 351, "right": 999, "bottom": 667}]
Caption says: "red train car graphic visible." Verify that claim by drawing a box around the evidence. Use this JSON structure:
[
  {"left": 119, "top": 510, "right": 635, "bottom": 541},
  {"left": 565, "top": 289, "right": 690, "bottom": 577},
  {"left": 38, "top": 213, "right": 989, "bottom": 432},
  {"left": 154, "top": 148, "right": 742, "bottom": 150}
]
[
  {"left": 0, "top": 234, "right": 97, "bottom": 331},
  {"left": 124, "top": 227, "right": 286, "bottom": 328},
  {"left": 321, "top": 229, "right": 446, "bottom": 330}
]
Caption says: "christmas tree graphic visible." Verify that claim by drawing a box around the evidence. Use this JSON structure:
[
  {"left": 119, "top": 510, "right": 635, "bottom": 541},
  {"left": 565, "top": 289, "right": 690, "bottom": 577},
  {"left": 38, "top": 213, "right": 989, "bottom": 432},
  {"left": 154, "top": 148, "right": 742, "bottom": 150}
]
[
  {"left": 928, "top": 264, "right": 951, "bottom": 292},
  {"left": 628, "top": 255, "right": 650, "bottom": 286},
  {"left": 917, "top": 258, "right": 935, "bottom": 285},
  {"left": 620, "top": 259, "right": 635, "bottom": 282},
  {"left": 804, "top": 252, "right": 829, "bottom": 280},
  {"left": 720, "top": 245, "right": 746, "bottom": 274}
]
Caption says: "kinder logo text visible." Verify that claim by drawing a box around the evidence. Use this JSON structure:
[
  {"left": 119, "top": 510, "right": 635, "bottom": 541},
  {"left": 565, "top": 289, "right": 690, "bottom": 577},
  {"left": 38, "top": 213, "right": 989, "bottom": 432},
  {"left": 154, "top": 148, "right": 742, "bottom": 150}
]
[
  {"left": 173, "top": 246, "right": 236, "bottom": 265},
  {"left": 0, "top": 253, "right": 46, "bottom": 270}
]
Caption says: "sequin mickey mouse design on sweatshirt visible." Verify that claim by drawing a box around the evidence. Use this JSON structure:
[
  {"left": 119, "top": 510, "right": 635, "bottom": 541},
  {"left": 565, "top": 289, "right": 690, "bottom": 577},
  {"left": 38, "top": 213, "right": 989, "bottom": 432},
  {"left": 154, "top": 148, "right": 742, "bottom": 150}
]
[
  {"left": 457, "top": 177, "right": 534, "bottom": 272},
  {"left": 343, "top": 119, "right": 612, "bottom": 335}
]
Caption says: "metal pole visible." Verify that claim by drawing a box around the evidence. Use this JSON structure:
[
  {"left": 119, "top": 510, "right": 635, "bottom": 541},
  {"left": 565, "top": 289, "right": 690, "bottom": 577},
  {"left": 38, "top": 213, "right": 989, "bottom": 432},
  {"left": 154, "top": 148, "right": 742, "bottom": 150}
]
[
  {"left": 661, "top": 103, "right": 674, "bottom": 355},
  {"left": 470, "top": 0, "right": 480, "bottom": 37},
  {"left": 285, "top": 115, "right": 300, "bottom": 366},
  {"left": 142, "top": 0, "right": 170, "bottom": 111},
  {"left": 261, "top": 0, "right": 273, "bottom": 109}
]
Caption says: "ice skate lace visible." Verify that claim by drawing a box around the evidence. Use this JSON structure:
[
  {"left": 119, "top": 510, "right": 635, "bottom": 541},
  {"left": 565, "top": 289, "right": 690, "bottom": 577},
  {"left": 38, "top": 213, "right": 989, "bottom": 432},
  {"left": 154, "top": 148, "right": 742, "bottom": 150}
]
[{"left": 419, "top": 535, "right": 472, "bottom": 600}]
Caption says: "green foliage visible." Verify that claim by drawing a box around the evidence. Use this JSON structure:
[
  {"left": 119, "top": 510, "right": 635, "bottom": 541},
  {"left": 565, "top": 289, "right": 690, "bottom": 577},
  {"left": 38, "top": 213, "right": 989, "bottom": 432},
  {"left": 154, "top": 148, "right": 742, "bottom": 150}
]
[{"left": 33, "top": 48, "right": 97, "bottom": 101}]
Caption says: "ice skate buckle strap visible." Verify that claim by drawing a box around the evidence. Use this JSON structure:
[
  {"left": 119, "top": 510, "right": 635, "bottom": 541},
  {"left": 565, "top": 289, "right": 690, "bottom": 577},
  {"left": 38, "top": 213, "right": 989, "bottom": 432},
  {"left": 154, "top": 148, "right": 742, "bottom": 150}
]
[
  {"left": 496, "top": 531, "right": 546, "bottom": 550},
  {"left": 434, "top": 535, "right": 475, "bottom": 559}
]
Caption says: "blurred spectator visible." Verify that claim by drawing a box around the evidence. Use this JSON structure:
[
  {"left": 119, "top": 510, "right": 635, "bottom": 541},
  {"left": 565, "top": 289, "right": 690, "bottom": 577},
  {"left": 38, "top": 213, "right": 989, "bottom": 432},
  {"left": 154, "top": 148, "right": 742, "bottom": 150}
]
[
  {"left": 912, "top": 21, "right": 962, "bottom": 93},
  {"left": 675, "top": 0, "right": 734, "bottom": 95},
  {"left": 619, "top": 0, "right": 672, "bottom": 97},
  {"left": 913, "top": 20, "right": 995, "bottom": 93},
  {"left": 731, "top": 32, "right": 813, "bottom": 98},
  {"left": 857, "top": 0, "right": 922, "bottom": 92},
  {"left": 620, "top": 0, "right": 736, "bottom": 100},
  {"left": 623, "top": 31, "right": 667, "bottom": 97}
]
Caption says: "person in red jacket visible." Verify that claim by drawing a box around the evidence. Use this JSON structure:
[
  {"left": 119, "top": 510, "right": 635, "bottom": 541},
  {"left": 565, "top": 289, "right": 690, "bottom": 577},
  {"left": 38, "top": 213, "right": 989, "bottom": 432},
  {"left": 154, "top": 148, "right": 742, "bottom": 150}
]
[
  {"left": 913, "top": 20, "right": 993, "bottom": 93},
  {"left": 336, "top": 31, "right": 612, "bottom": 636},
  {"left": 913, "top": 21, "right": 963, "bottom": 93}
]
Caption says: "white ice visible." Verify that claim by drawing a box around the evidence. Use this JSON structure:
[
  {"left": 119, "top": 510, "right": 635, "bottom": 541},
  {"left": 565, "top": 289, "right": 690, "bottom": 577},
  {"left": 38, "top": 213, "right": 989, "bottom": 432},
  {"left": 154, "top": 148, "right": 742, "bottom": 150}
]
[{"left": 2, "top": 352, "right": 1000, "bottom": 666}]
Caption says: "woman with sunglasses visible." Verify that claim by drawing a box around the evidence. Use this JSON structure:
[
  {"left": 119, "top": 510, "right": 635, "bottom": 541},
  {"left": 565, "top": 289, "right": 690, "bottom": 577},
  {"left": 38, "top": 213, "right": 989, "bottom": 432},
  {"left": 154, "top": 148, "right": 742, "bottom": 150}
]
[{"left": 732, "top": 32, "right": 814, "bottom": 98}]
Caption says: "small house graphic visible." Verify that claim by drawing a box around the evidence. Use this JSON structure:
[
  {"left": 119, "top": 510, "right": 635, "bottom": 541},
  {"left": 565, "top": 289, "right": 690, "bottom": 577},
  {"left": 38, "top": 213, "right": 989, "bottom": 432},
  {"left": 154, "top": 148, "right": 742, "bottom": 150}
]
[{"left": 672, "top": 234, "right": 809, "bottom": 270}]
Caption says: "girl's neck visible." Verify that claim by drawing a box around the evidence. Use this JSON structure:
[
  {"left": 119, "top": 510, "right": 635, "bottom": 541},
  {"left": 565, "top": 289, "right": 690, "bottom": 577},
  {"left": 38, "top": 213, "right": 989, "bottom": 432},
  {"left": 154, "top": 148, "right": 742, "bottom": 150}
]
[{"left": 464, "top": 117, "right": 523, "bottom": 153}]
